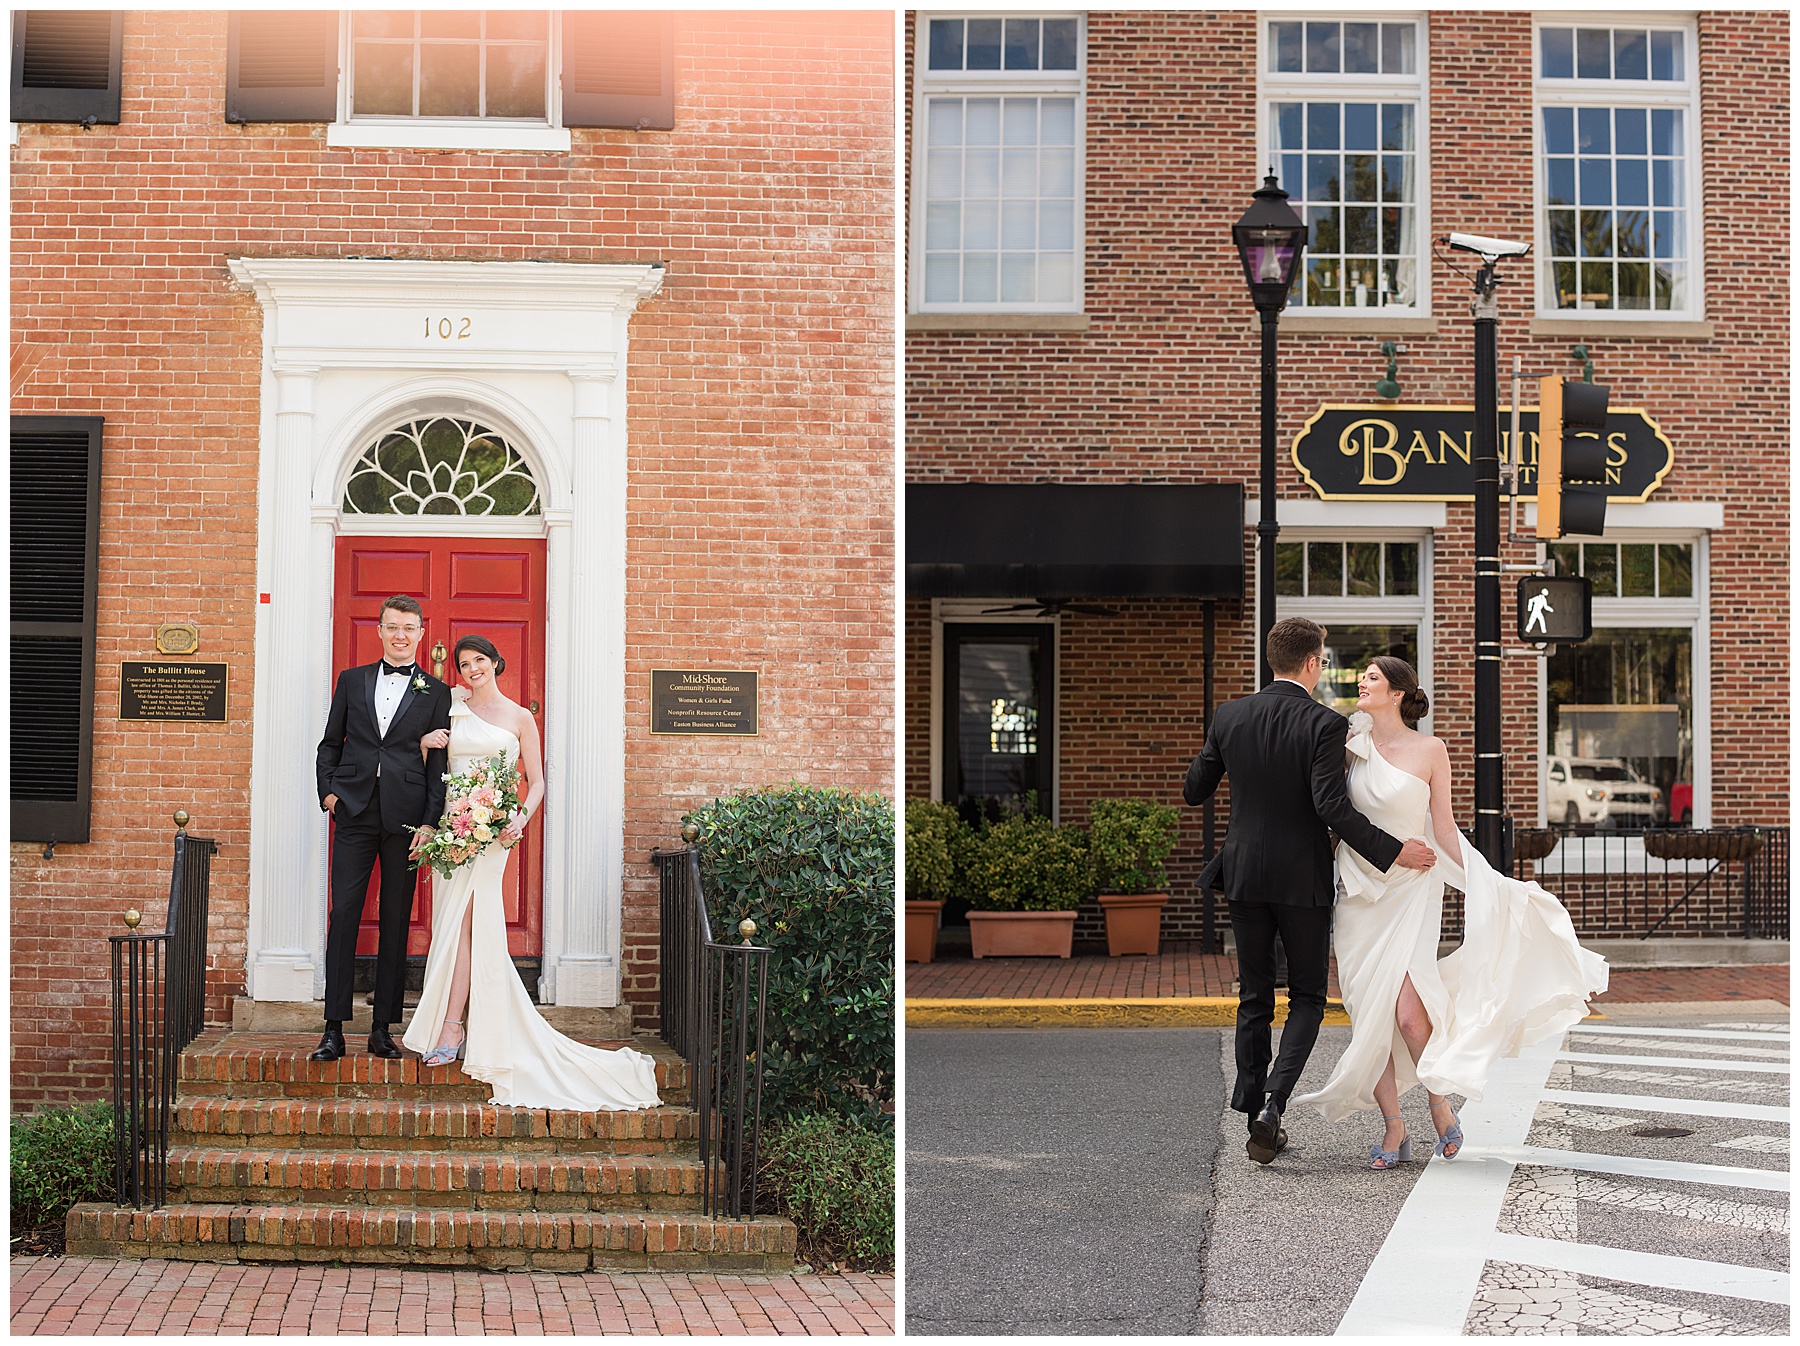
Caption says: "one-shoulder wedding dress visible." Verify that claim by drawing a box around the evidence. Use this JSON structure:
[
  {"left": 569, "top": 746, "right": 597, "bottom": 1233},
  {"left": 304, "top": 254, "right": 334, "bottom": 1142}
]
[
  {"left": 1294, "top": 716, "right": 1609, "bottom": 1123},
  {"left": 401, "top": 697, "right": 661, "bottom": 1111}
]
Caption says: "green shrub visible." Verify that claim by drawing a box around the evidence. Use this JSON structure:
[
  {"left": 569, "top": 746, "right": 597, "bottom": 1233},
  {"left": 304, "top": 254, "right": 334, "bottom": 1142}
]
[
  {"left": 759, "top": 1112, "right": 895, "bottom": 1272},
  {"left": 963, "top": 812, "right": 1092, "bottom": 911},
  {"left": 1088, "top": 798, "right": 1182, "bottom": 893},
  {"left": 11, "top": 1103, "right": 114, "bottom": 1230},
  {"left": 904, "top": 798, "right": 966, "bottom": 899},
  {"left": 686, "top": 783, "right": 893, "bottom": 1130}
]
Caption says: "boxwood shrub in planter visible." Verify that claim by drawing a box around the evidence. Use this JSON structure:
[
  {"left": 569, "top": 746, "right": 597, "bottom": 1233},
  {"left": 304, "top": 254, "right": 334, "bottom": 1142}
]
[
  {"left": 1088, "top": 798, "right": 1181, "bottom": 956},
  {"left": 963, "top": 812, "right": 1090, "bottom": 958},
  {"left": 903, "top": 799, "right": 967, "bottom": 963},
  {"left": 686, "top": 783, "right": 893, "bottom": 1129}
]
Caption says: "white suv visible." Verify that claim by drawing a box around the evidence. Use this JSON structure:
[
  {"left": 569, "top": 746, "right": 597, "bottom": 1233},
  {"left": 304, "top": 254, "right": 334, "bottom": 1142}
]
[{"left": 1546, "top": 757, "right": 1663, "bottom": 828}]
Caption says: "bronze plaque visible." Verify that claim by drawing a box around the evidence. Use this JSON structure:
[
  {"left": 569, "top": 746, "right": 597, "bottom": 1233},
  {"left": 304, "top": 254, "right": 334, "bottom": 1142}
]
[
  {"left": 650, "top": 669, "right": 759, "bottom": 736},
  {"left": 120, "top": 662, "right": 228, "bottom": 722}
]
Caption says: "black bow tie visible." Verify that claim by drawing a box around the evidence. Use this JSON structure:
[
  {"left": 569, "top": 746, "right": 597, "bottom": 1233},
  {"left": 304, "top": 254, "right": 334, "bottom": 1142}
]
[{"left": 382, "top": 663, "right": 417, "bottom": 678}]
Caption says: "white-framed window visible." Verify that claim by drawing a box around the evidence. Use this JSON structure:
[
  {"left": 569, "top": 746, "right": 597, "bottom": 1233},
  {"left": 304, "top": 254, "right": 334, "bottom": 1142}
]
[
  {"left": 346, "top": 10, "right": 551, "bottom": 122},
  {"left": 1540, "top": 533, "right": 1707, "bottom": 829},
  {"left": 1270, "top": 529, "right": 1434, "bottom": 721},
  {"left": 1260, "top": 13, "right": 1430, "bottom": 313},
  {"left": 911, "top": 12, "right": 1085, "bottom": 314},
  {"left": 1533, "top": 15, "right": 1702, "bottom": 319}
]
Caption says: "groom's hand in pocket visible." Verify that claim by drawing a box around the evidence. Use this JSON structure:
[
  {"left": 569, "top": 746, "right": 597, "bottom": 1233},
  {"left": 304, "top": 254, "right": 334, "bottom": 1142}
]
[{"left": 1395, "top": 839, "right": 1437, "bottom": 870}]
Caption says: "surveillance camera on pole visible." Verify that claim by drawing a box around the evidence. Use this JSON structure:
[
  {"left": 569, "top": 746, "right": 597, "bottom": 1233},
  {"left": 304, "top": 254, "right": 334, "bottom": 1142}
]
[{"left": 1447, "top": 232, "right": 1532, "bottom": 263}]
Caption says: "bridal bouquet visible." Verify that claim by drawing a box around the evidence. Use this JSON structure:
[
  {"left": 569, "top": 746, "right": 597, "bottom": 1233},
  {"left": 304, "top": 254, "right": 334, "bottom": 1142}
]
[{"left": 410, "top": 753, "right": 523, "bottom": 878}]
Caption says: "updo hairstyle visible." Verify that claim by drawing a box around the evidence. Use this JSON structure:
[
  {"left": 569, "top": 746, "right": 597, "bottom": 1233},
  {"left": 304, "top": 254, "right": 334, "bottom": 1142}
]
[
  {"left": 453, "top": 634, "right": 506, "bottom": 678},
  {"left": 1371, "top": 655, "right": 1430, "bottom": 728}
]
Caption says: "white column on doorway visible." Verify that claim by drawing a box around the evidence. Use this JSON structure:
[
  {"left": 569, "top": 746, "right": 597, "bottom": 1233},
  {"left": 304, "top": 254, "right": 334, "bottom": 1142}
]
[
  {"left": 248, "top": 364, "right": 324, "bottom": 1001},
  {"left": 546, "top": 367, "right": 626, "bottom": 1007}
]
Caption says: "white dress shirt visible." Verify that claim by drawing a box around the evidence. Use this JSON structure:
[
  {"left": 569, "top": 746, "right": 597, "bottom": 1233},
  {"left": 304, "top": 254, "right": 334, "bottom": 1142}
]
[{"left": 374, "top": 663, "right": 410, "bottom": 740}]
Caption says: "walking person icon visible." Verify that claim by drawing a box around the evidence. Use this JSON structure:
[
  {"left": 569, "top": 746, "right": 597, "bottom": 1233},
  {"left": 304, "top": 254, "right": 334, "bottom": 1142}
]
[{"left": 1524, "top": 587, "right": 1554, "bottom": 635}]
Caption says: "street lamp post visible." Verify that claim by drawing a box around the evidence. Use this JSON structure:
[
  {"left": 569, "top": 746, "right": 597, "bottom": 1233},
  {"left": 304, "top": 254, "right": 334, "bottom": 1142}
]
[{"left": 1233, "top": 175, "right": 1309, "bottom": 688}]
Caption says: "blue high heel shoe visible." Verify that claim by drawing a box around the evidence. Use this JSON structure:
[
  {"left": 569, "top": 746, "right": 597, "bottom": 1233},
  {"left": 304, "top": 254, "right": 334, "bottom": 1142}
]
[
  {"left": 1369, "top": 1113, "right": 1412, "bottom": 1169},
  {"left": 1431, "top": 1100, "right": 1464, "bottom": 1159},
  {"left": 421, "top": 1018, "right": 465, "bottom": 1068}
]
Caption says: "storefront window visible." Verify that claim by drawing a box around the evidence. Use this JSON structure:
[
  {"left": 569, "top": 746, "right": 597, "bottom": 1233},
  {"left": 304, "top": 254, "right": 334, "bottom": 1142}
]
[
  {"left": 1550, "top": 540, "right": 1691, "bottom": 597},
  {"left": 1314, "top": 625, "right": 1420, "bottom": 716},
  {"left": 942, "top": 624, "right": 1054, "bottom": 820},
  {"left": 1276, "top": 540, "right": 1419, "bottom": 596},
  {"left": 1547, "top": 627, "right": 1691, "bottom": 827}
]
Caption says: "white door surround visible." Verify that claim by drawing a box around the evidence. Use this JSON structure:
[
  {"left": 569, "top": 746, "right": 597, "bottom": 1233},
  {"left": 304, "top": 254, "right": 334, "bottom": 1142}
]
[{"left": 229, "top": 258, "right": 666, "bottom": 1008}]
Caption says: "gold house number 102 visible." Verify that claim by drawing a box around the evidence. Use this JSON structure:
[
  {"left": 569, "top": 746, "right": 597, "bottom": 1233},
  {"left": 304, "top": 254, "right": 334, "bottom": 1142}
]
[{"left": 424, "top": 316, "right": 473, "bottom": 339}]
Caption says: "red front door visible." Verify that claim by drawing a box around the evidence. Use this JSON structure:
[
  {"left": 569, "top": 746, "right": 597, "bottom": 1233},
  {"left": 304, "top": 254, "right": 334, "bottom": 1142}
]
[{"left": 332, "top": 535, "right": 547, "bottom": 958}]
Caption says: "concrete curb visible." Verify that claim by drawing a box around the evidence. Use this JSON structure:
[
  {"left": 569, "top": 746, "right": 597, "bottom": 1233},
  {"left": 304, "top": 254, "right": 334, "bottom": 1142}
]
[{"left": 906, "top": 996, "right": 1353, "bottom": 1029}]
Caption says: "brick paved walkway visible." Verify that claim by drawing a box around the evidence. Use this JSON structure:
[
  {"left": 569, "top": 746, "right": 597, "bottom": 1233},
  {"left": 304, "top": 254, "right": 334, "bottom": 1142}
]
[
  {"left": 907, "top": 943, "right": 1787, "bottom": 1006},
  {"left": 10, "top": 1258, "right": 894, "bottom": 1336}
]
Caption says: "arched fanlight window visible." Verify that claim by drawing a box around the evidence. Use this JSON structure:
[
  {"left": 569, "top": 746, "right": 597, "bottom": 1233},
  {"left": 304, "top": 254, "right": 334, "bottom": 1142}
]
[{"left": 342, "top": 416, "right": 541, "bottom": 516}]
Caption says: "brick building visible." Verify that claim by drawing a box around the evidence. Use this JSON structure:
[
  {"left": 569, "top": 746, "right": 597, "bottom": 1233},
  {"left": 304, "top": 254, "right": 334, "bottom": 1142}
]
[
  {"left": 11, "top": 9, "right": 894, "bottom": 1106},
  {"left": 904, "top": 11, "right": 1787, "bottom": 947}
]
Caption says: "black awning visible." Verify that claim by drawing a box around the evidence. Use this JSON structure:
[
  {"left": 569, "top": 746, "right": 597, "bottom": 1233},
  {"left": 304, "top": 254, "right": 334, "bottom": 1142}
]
[{"left": 906, "top": 483, "right": 1245, "bottom": 599}]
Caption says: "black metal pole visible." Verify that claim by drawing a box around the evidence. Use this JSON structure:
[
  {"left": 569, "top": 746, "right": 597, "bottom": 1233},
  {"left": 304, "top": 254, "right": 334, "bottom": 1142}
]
[
  {"left": 1471, "top": 265, "right": 1505, "bottom": 868},
  {"left": 1257, "top": 305, "right": 1280, "bottom": 690},
  {"left": 1201, "top": 598, "right": 1217, "bottom": 955}
]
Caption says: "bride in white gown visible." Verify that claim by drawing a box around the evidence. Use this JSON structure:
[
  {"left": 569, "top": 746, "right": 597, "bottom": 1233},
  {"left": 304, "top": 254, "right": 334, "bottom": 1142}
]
[
  {"left": 400, "top": 635, "right": 661, "bottom": 1112},
  {"left": 1292, "top": 657, "right": 1607, "bottom": 1167}
]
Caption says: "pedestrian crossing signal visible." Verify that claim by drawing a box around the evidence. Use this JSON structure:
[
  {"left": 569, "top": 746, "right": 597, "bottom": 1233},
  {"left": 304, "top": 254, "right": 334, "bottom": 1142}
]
[{"left": 1517, "top": 575, "right": 1591, "bottom": 643}]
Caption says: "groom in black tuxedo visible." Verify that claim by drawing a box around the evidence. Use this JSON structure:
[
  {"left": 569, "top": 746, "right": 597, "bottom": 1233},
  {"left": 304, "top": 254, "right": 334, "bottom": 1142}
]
[
  {"left": 1184, "top": 616, "right": 1435, "bottom": 1163},
  {"left": 312, "top": 594, "right": 452, "bottom": 1061}
]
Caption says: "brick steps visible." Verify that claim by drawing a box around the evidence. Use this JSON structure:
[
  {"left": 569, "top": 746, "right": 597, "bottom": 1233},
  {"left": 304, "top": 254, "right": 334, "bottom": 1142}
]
[
  {"left": 69, "top": 1033, "right": 794, "bottom": 1271},
  {"left": 65, "top": 1202, "right": 796, "bottom": 1272},
  {"left": 176, "top": 1030, "right": 690, "bottom": 1105},
  {"left": 174, "top": 1097, "right": 699, "bottom": 1155},
  {"left": 164, "top": 1146, "right": 707, "bottom": 1211}
]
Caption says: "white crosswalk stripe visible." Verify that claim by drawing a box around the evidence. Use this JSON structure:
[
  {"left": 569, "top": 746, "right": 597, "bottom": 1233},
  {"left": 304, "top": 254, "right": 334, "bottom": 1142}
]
[{"left": 1340, "top": 1018, "right": 1791, "bottom": 1336}]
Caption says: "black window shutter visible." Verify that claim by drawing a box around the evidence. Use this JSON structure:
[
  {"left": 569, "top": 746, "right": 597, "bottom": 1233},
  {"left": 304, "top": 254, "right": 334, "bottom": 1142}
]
[
  {"left": 226, "top": 10, "right": 339, "bottom": 122},
  {"left": 10, "top": 10, "right": 122, "bottom": 125},
  {"left": 12, "top": 417, "right": 102, "bottom": 845},
  {"left": 562, "top": 11, "right": 673, "bottom": 130}
]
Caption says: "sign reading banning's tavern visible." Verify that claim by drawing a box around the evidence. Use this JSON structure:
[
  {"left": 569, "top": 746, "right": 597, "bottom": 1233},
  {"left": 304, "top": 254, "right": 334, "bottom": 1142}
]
[{"left": 1291, "top": 404, "right": 1673, "bottom": 502}]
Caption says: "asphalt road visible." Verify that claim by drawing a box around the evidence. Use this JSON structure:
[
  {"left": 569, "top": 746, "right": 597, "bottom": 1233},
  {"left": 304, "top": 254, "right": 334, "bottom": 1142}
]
[
  {"left": 906, "top": 1004, "right": 1789, "bottom": 1336},
  {"left": 904, "top": 1028, "right": 1223, "bottom": 1335}
]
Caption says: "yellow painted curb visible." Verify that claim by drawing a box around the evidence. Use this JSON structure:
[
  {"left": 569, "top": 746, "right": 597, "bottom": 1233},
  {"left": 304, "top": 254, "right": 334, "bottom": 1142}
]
[{"left": 906, "top": 996, "right": 1353, "bottom": 1029}]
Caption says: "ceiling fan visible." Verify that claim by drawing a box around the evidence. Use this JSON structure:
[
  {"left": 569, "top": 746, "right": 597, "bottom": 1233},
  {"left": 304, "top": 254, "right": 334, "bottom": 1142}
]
[{"left": 980, "top": 598, "right": 1120, "bottom": 617}]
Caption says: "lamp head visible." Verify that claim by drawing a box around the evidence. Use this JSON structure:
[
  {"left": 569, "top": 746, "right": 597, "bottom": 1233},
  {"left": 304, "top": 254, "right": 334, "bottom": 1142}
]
[{"left": 1233, "top": 175, "right": 1308, "bottom": 308}]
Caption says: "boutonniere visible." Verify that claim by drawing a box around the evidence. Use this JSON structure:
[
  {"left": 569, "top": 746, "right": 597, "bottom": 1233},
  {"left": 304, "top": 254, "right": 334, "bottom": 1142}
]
[{"left": 413, "top": 674, "right": 428, "bottom": 693}]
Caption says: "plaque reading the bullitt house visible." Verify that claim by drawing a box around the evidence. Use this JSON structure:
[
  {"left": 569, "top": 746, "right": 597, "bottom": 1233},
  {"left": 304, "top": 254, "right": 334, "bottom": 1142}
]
[
  {"left": 651, "top": 669, "right": 759, "bottom": 736},
  {"left": 120, "top": 662, "right": 229, "bottom": 722}
]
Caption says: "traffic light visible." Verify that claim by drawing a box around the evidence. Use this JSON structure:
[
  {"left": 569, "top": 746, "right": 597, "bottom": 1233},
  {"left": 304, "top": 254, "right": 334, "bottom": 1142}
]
[{"left": 1535, "top": 376, "right": 1611, "bottom": 538}]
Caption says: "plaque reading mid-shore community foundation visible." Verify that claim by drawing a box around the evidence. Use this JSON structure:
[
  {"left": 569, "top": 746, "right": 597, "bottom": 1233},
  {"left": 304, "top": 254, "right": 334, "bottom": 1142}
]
[
  {"left": 650, "top": 669, "right": 759, "bottom": 736},
  {"left": 119, "top": 662, "right": 229, "bottom": 722}
]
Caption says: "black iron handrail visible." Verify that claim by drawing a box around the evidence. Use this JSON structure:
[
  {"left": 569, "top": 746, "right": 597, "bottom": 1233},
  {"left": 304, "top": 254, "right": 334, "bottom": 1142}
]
[
  {"left": 109, "top": 819, "right": 217, "bottom": 1209},
  {"left": 654, "top": 843, "right": 770, "bottom": 1220}
]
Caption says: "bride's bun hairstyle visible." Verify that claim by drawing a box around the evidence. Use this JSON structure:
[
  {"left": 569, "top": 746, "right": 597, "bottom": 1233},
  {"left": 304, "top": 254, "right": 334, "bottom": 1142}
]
[
  {"left": 452, "top": 634, "right": 506, "bottom": 677},
  {"left": 1371, "top": 655, "right": 1430, "bottom": 728}
]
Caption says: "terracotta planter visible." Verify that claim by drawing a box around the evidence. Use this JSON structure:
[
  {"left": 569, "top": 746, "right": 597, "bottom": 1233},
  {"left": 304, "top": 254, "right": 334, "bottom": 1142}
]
[
  {"left": 1098, "top": 892, "right": 1169, "bottom": 956},
  {"left": 967, "top": 910, "right": 1077, "bottom": 959},
  {"left": 905, "top": 899, "right": 945, "bottom": 963}
]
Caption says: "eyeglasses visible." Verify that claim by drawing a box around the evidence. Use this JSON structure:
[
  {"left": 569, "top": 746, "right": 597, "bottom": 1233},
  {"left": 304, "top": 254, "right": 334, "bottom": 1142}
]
[{"left": 379, "top": 624, "right": 422, "bottom": 635}]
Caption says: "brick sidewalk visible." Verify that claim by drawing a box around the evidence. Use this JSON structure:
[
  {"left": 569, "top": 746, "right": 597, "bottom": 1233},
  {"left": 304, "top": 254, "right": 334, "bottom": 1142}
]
[
  {"left": 10, "top": 1258, "right": 894, "bottom": 1336},
  {"left": 906, "top": 943, "right": 1788, "bottom": 1006}
]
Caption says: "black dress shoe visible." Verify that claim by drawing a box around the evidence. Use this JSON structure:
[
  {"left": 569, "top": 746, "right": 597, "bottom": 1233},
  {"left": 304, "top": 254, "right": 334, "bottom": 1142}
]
[
  {"left": 309, "top": 1027, "right": 345, "bottom": 1062},
  {"left": 1247, "top": 1101, "right": 1288, "bottom": 1164},
  {"left": 367, "top": 1024, "right": 403, "bottom": 1059}
]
